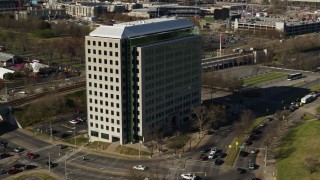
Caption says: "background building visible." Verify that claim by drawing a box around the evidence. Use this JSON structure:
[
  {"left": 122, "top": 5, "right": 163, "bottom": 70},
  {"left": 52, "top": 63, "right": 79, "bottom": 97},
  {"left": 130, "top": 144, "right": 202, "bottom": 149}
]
[{"left": 85, "top": 17, "right": 201, "bottom": 145}]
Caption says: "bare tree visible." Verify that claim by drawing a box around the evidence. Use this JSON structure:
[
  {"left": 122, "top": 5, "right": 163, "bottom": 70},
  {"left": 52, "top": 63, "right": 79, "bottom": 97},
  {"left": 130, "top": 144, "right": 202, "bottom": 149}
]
[
  {"left": 234, "top": 110, "right": 255, "bottom": 137},
  {"left": 305, "top": 157, "right": 320, "bottom": 174},
  {"left": 191, "top": 106, "right": 216, "bottom": 139},
  {"left": 203, "top": 72, "right": 243, "bottom": 93}
]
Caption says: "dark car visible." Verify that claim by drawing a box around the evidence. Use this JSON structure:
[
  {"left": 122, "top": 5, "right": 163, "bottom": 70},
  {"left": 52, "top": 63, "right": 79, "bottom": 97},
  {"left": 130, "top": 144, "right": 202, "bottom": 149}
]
[
  {"left": 45, "top": 161, "right": 55, "bottom": 168},
  {"left": 266, "top": 117, "right": 273, "bottom": 121},
  {"left": 199, "top": 154, "right": 208, "bottom": 161},
  {"left": 252, "top": 129, "right": 262, "bottom": 135},
  {"left": 239, "top": 151, "right": 249, "bottom": 157},
  {"left": 200, "top": 148, "right": 211, "bottom": 153},
  {"left": 244, "top": 140, "right": 253, "bottom": 145},
  {"left": 13, "top": 163, "right": 25, "bottom": 169},
  {"left": 56, "top": 144, "right": 68, "bottom": 149},
  {"left": 0, "top": 169, "right": 7, "bottom": 174},
  {"left": 216, "top": 152, "right": 226, "bottom": 158},
  {"left": 0, "top": 141, "right": 8, "bottom": 147},
  {"left": 60, "top": 133, "right": 70, "bottom": 138},
  {"left": 24, "top": 164, "right": 37, "bottom": 170},
  {"left": 214, "top": 159, "right": 224, "bottom": 165},
  {"left": 0, "top": 153, "right": 11, "bottom": 159},
  {"left": 7, "top": 168, "right": 22, "bottom": 175},
  {"left": 26, "top": 152, "right": 39, "bottom": 159},
  {"left": 237, "top": 168, "right": 247, "bottom": 174}
]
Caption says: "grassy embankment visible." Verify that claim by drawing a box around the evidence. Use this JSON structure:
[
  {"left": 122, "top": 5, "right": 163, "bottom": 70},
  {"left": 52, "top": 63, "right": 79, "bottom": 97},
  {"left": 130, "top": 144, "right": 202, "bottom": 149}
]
[
  {"left": 276, "top": 120, "right": 320, "bottom": 180},
  {"left": 243, "top": 72, "right": 287, "bottom": 87}
]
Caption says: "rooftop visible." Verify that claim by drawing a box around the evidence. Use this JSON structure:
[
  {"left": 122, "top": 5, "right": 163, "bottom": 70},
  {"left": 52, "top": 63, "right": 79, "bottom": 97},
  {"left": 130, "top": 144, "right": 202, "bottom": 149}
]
[
  {"left": 89, "top": 17, "right": 194, "bottom": 39},
  {"left": 0, "top": 52, "right": 14, "bottom": 62},
  {"left": 236, "top": 17, "right": 320, "bottom": 26}
]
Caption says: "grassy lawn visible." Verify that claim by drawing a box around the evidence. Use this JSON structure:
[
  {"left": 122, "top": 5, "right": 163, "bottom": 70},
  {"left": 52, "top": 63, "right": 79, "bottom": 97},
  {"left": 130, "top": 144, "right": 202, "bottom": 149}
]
[
  {"left": 225, "top": 116, "right": 266, "bottom": 166},
  {"left": 316, "top": 106, "right": 320, "bottom": 114},
  {"left": 166, "top": 135, "right": 191, "bottom": 149},
  {"left": 87, "top": 141, "right": 110, "bottom": 149},
  {"left": 116, "top": 146, "right": 150, "bottom": 156},
  {"left": 243, "top": 72, "right": 287, "bottom": 87},
  {"left": 276, "top": 120, "right": 320, "bottom": 180},
  {"left": 13, "top": 172, "right": 56, "bottom": 180},
  {"left": 201, "top": 17, "right": 217, "bottom": 23},
  {"left": 309, "top": 84, "right": 320, "bottom": 92},
  {"left": 301, "top": 113, "right": 315, "bottom": 121},
  {"left": 64, "top": 136, "right": 88, "bottom": 146},
  {"left": 291, "top": 81, "right": 307, "bottom": 87},
  {"left": 14, "top": 90, "right": 86, "bottom": 128}
]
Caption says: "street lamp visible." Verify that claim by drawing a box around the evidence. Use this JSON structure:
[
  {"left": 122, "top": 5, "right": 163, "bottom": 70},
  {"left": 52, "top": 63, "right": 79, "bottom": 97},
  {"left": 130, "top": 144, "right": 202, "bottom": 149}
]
[{"left": 65, "top": 149, "right": 73, "bottom": 180}]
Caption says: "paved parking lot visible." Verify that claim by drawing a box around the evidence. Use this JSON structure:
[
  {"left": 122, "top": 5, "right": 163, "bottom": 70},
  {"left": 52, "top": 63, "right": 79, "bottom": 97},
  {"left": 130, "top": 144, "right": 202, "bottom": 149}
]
[{"left": 33, "top": 111, "right": 87, "bottom": 141}]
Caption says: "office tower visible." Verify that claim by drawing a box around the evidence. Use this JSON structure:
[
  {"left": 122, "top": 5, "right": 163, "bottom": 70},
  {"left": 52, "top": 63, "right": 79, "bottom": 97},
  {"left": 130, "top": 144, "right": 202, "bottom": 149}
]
[{"left": 86, "top": 17, "right": 201, "bottom": 145}]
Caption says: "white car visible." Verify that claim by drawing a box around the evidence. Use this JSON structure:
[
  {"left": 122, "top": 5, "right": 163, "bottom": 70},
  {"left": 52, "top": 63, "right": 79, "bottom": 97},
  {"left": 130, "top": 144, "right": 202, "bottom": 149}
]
[
  {"left": 249, "top": 163, "right": 255, "bottom": 170},
  {"left": 69, "top": 120, "right": 80, "bottom": 125},
  {"left": 181, "top": 173, "right": 195, "bottom": 180},
  {"left": 76, "top": 117, "right": 86, "bottom": 122},
  {"left": 133, "top": 165, "right": 147, "bottom": 171},
  {"left": 208, "top": 151, "right": 215, "bottom": 159},
  {"left": 210, "top": 147, "right": 217, "bottom": 154}
]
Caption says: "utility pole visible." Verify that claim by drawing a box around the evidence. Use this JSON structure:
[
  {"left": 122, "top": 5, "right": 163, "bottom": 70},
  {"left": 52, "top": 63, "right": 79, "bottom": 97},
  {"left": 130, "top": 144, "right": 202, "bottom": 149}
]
[
  {"left": 73, "top": 125, "right": 77, "bottom": 147},
  {"left": 48, "top": 153, "right": 51, "bottom": 172},
  {"left": 265, "top": 146, "right": 267, "bottom": 166},
  {"left": 139, "top": 141, "right": 141, "bottom": 159},
  {"left": 65, "top": 153, "right": 67, "bottom": 180},
  {"left": 50, "top": 119, "right": 53, "bottom": 142}
]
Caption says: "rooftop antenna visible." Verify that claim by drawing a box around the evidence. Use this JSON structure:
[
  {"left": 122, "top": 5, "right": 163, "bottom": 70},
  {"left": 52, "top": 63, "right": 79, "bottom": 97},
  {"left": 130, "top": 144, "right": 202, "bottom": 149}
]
[
  {"left": 219, "top": 33, "right": 222, "bottom": 57},
  {"left": 157, "top": 0, "right": 159, "bottom": 18}
]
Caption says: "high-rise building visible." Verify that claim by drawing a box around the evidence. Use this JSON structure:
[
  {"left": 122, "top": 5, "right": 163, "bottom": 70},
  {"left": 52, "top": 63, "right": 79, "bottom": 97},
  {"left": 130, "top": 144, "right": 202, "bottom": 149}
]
[{"left": 85, "top": 17, "right": 201, "bottom": 145}]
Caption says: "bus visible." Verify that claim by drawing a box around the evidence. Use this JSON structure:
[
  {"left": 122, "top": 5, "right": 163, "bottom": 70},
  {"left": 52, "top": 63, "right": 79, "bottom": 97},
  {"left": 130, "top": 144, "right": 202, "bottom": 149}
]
[
  {"left": 301, "top": 94, "right": 315, "bottom": 104},
  {"left": 287, "top": 73, "right": 302, "bottom": 80}
]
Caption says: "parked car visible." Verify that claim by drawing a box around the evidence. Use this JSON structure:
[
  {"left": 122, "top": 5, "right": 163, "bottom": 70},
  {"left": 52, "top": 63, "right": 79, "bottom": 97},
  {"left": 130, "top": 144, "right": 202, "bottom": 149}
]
[
  {"left": 266, "top": 117, "right": 273, "bottom": 121},
  {"left": 0, "top": 141, "right": 8, "bottom": 147},
  {"left": 239, "top": 151, "right": 248, "bottom": 157},
  {"left": 210, "top": 147, "right": 217, "bottom": 154},
  {"left": 69, "top": 120, "right": 80, "bottom": 125},
  {"left": 200, "top": 148, "right": 210, "bottom": 153},
  {"left": 13, "top": 147, "right": 24, "bottom": 153},
  {"left": 214, "top": 158, "right": 224, "bottom": 165},
  {"left": 199, "top": 154, "right": 208, "bottom": 161},
  {"left": 60, "top": 133, "right": 71, "bottom": 138},
  {"left": 259, "top": 123, "right": 266, "bottom": 127},
  {"left": 237, "top": 168, "right": 247, "bottom": 174},
  {"left": 216, "top": 152, "right": 226, "bottom": 158},
  {"left": 249, "top": 163, "right": 255, "bottom": 170},
  {"left": 0, "top": 153, "right": 10, "bottom": 159},
  {"left": 76, "top": 117, "right": 86, "bottom": 122},
  {"left": 24, "top": 164, "right": 37, "bottom": 170},
  {"left": 7, "top": 168, "right": 22, "bottom": 175},
  {"left": 244, "top": 140, "right": 252, "bottom": 145},
  {"left": 26, "top": 152, "right": 38, "bottom": 159},
  {"left": 208, "top": 152, "right": 215, "bottom": 159},
  {"left": 13, "top": 163, "right": 25, "bottom": 169},
  {"left": 133, "top": 165, "right": 147, "bottom": 171},
  {"left": 0, "top": 169, "right": 7, "bottom": 174},
  {"left": 181, "top": 173, "right": 196, "bottom": 180}
]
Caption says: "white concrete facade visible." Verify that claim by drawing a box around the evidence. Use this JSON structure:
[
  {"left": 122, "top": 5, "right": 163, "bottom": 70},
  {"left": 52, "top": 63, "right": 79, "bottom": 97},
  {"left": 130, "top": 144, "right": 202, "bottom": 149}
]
[{"left": 86, "top": 18, "right": 201, "bottom": 145}]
